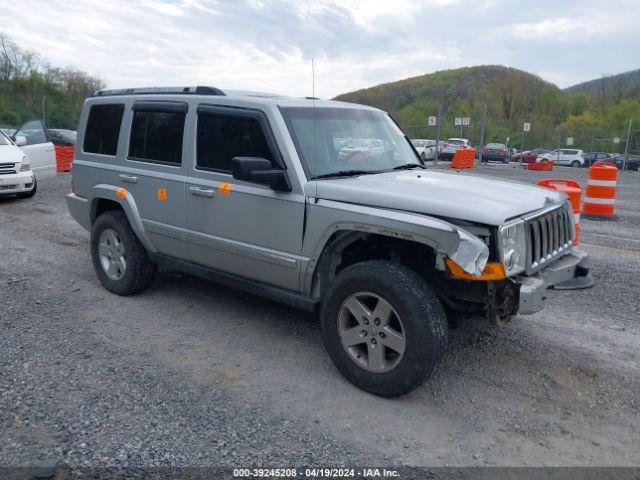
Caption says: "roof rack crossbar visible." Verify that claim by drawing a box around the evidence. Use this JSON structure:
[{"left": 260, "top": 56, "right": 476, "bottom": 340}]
[{"left": 91, "top": 86, "right": 225, "bottom": 97}]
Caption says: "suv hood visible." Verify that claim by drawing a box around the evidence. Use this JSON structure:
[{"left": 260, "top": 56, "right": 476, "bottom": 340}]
[{"left": 308, "top": 170, "right": 566, "bottom": 226}]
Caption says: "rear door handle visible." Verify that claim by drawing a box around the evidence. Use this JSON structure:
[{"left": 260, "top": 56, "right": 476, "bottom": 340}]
[
  {"left": 119, "top": 174, "right": 138, "bottom": 184},
  {"left": 189, "top": 186, "right": 215, "bottom": 198}
]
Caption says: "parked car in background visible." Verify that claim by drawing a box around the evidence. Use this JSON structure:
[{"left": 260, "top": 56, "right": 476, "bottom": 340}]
[
  {"left": 47, "top": 128, "right": 77, "bottom": 146},
  {"left": 539, "top": 149, "right": 584, "bottom": 167},
  {"left": 509, "top": 148, "right": 550, "bottom": 163},
  {"left": 0, "top": 129, "right": 37, "bottom": 198},
  {"left": 338, "top": 138, "right": 384, "bottom": 162},
  {"left": 11, "top": 120, "right": 56, "bottom": 180},
  {"left": 11, "top": 119, "right": 57, "bottom": 178},
  {"left": 481, "top": 143, "right": 509, "bottom": 163},
  {"left": 440, "top": 138, "right": 471, "bottom": 159},
  {"left": 411, "top": 139, "right": 437, "bottom": 160},
  {"left": 612, "top": 154, "right": 640, "bottom": 171},
  {"left": 582, "top": 152, "right": 614, "bottom": 167}
]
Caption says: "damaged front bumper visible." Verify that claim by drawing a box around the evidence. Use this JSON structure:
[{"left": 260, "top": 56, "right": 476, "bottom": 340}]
[{"left": 517, "top": 249, "right": 594, "bottom": 315}]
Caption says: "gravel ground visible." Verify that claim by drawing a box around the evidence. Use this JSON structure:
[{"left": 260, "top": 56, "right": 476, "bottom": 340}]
[{"left": 1, "top": 168, "right": 639, "bottom": 470}]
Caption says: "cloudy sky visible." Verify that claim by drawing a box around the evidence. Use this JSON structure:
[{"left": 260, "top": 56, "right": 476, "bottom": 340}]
[{"left": 2, "top": 0, "right": 639, "bottom": 98}]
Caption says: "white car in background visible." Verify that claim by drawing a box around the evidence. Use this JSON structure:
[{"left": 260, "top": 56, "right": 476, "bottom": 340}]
[
  {"left": 0, "top": 119, "right": 57, "bottom": 199},
  {"left": 411, "top": 139, "right": 437, "bottom": 160},
  {"left": 0, "top": 130, "right": 37, "bottom": 198},
  {"left": 539, "top": 148, "right": 584, "bottom": 167},
  {"left": 440, "top": 137, "right": 471, "bottom": 159},
  {"left": 12, "top": 119, "right": 57, "bottom": 178}
]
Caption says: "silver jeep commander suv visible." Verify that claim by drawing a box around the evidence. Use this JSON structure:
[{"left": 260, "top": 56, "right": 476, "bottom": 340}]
[{"left": 67, "top": 86, "right": 593, "bottom": 397}]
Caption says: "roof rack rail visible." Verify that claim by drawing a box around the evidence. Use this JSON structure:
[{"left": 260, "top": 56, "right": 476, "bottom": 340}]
[{"left": 90, "top": 86, "right": 225, "bottom": 97}]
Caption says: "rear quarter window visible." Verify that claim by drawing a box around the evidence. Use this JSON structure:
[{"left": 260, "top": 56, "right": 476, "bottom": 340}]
[
  {"left": 128, "top": 110, "right": 186, "bottom": 166},
  {"left": 83, "top": 104, "right": 125, "bottom": 156}
]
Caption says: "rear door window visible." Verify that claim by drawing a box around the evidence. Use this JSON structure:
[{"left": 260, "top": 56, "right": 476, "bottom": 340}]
[{"left": 84, "top": 104, "right": 125, "bottom": 155}]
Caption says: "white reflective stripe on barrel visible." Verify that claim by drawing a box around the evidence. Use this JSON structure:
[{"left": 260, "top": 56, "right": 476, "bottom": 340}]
[
  {"left": 587, "top": 179, "right": 617, "bottom": 187},
  {"left": 574, "top": 213, "right": 580, "bottom": 223},
  {"left": 583, "top": 197, "right": 615, "bottom": 205}
]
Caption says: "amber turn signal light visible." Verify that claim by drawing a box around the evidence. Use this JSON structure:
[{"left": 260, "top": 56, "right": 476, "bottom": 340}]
[{"left": 445, "top": 258, "right": 506, "bottom": 281}]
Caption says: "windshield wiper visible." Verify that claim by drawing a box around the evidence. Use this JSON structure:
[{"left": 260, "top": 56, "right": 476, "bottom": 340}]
[
  {"left": 312, "top": 170, "right": 381, "bottom": 180},
  {"left": 392, "top": 163, "right": 425, "bottom": 170}
]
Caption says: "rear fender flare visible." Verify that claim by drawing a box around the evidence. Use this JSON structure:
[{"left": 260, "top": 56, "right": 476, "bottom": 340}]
[{"left": 90, "top": 184, "right": 157, "bottom": 253}]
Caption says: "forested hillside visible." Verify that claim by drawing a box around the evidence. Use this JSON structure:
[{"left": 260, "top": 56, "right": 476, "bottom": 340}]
[
  {"left": 335, "top": 65, "right": 640, "bottom": 153},
  {"left": 565, "top": 69, "right": 640, "bottom": 97},
  {"left": 0, "top": 33, "right": 104, "bottom": 130}
]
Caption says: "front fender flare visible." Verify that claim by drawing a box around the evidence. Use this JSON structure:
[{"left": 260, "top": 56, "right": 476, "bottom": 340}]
[{"left": 302, "top": 200, "right": 489, "bottom": 293}]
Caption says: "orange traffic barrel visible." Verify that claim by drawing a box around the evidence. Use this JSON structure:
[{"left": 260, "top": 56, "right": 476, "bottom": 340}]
[
  {"left": 537, "top": 178, "right": 582, "bottom": 245},
  {"left": 583, "top": 161, "right": 618, "bottom": 219},
  {"left": 55, "top": 146, "right": 75, "bottom": 172},
  {"left": 451, "top": 148, "right": 475, "bottom": 169}
]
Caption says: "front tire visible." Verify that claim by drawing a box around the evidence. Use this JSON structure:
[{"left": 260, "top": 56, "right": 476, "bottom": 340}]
[
  {"left": 320, "top": 260, "right": 447, "bottom": 397},
  {"left": 91, "top": 210, "right": 157, "bottom": 295}
]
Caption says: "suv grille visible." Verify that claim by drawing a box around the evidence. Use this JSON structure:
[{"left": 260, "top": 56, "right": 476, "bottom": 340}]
[{"left": 525, "top": 204, "right": 573, "bottom": 273}]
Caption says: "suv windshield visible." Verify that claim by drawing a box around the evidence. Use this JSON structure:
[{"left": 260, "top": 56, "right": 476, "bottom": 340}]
[{"left": 281, "top": 107, "right": 419, "bottom": 179}]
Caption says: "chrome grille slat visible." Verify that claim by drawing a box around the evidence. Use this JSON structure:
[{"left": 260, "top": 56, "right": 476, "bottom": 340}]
[{"left": 525, "top": 204, "right": 573, "bottom": 274}]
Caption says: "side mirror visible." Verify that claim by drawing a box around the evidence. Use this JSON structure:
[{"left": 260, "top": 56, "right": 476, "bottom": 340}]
[
  {"left": 14, "top": 135, "right": 27, "bottom": 147},
  {"left": 231, "top": 157, "right": 290, "bottom": 191}
]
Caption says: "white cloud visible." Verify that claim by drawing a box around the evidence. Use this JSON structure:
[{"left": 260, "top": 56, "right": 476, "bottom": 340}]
[
  {"left": 511, "top": 17, "right": 585, "bottom": 40},
  {"left": 0, "top": 0, "right": 638, "bottom": 97}
]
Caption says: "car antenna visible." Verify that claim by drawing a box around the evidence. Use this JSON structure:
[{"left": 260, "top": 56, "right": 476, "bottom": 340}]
[{"left": 312, "top": 57, "right": 318, "bottom": 199}]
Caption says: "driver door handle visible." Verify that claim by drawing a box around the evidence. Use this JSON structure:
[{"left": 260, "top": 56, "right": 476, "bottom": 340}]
[
  {"left": 189, "top": 186, "right": 215, "bottom": 198},
  {"left": 119, "top": 174, "right": 138, "bottom": 184}
]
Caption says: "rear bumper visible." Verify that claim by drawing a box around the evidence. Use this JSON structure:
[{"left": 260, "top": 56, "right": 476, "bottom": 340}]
[
  {"left": 517, "top": 249, "right": 593, "bottom": 315},
  {"left": 0, "top": 171, "right": 35, "bottom": 195}
]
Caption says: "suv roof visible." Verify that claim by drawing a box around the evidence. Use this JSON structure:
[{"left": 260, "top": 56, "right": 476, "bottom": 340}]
[{"left": 89, "top": 86, "right": 372, "bottom": 111}]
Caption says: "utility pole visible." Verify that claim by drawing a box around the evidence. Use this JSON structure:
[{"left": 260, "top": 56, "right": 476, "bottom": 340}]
[
  {"left": 435, "top": 105, "right": 442, "bottom": 162},
  {"left": 41, "top": 96, "right": 47, "bottom": 129},
  {"left": 478, "top": 104, "right": 487, "bottom": 165},
  {"left": 623, "top": 119, "right": 633, "bottom": 170}
]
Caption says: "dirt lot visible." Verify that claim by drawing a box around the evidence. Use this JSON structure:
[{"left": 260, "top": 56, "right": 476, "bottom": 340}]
[{"left": 1, "top": 165, "right": 639, "bottom": 469}]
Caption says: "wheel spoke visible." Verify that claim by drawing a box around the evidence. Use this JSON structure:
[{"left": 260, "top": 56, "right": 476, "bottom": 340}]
[
  {"left": 106, "top": 229, "right": 118, "bottom": 246},
  {"left": 372, "top": 298, "right": 393, "bottom": 325},
  {"left": 98, "top": 241, "right": 112, "bottom": 258},
  {"left": 340, "top": 326, "right": 366, "bottom": 347},
  {"left": 106, "top": 261, "right": 119, "bottom": 277},
  {"left": 381, "top": 326, "right": 405, "bottom": 355},
  {"left": 113, "top": 240, "right": 125, "bottom": 257},
  {"left": 343, "top": 296, "right": 371, "bottom": 323},
  {"left": 114, "top": 257, "right": 125, "bottom": 275},
  {"left": 367, "top": 342, "right": 385, "bottom": 371}
]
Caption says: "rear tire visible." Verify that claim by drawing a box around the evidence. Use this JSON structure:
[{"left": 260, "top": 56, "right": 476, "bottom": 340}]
[
  {"left": 90, "top": 210, "right": 157, "bottom": 295},
  {"left": 16, "top": 178, "right": 37, "bottom": 199},
  {"left": 571, "top": 160, "right": 581, "bottom": 168},
  {"left": 320, "top": 260, "right": 447, "bottom": 397}
]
